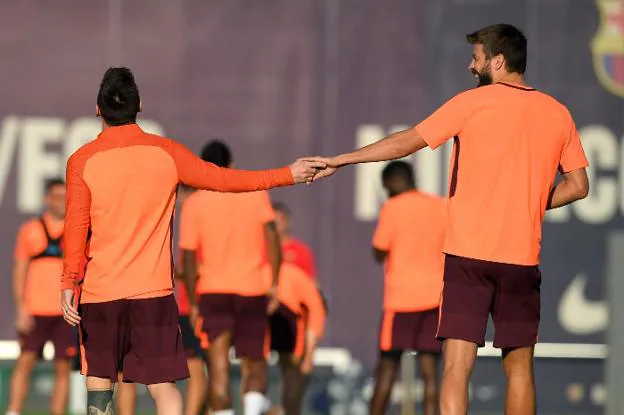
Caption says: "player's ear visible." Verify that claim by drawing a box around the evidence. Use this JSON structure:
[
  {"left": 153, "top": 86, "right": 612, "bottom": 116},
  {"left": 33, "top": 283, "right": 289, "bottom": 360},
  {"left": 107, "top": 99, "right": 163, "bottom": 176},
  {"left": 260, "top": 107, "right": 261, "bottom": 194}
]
[
  {"left": 493, "top": 54, "right": 505, "bottom": 71},
  {"left": 95, "top": 105, "right": 101, "bottom": 117}
]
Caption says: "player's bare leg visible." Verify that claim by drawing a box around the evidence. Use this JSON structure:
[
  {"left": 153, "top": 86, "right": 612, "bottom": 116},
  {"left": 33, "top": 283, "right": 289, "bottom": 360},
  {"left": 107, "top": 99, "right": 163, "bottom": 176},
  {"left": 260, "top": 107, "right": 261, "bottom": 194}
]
[
  {"left": 502, "top": 346, "right": 536, "bottom": 415},
  {"left": 186, "top": 357, "right": 208, "bottom": 415},
  {"left": 439, "top": 339, "right": 478, "bottom": 415},
  {"left": 369, "top": 351, "right": 401, "bottom": 415},
  {"left": 277, "top": 352, "right": 310, "bottom": 415},
  {"left": 205, "top": 331, "right": 233, "bottom": 413},
  {"left": 87, "top": 376, "right": 115, "bottom": 414},
  {"left": 240, "top": 357, "right": 269, "bottom": 415},
  {"left": 417, "top": 352, "right": 440, "bottom": 415},
  {"left": 147, "top": 382, "right": 183, "bottom": 415},
  {"left": 50, "top": 359, "right": 71, "bottom": 415},
  {"left": 115, "top": 373, "right": 137, "bottom": 415},
  {"left": 7, "top": 351, "right": 38, "bottom": 414}
]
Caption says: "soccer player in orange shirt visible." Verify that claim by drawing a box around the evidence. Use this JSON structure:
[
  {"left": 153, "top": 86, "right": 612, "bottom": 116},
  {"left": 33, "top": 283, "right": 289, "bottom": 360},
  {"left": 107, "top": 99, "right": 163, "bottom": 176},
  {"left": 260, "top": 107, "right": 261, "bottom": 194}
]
[
  {"left": 268, "top": 263, "right": 326, "bottom": 415},
  {"left": 180, "top": 140, "right": 282, "bottom": 415},
  {"left": 60, "top": 68, "right": 322, "bottom": 415},
  {"left": 369, "top": 161, "right": 445, "bottom": 415},
  {"left": 7, "top": 179, "right": 77, "bottom": 415},
  {"left": 308, "top": 24, "right": 589, "bottom": 415}
]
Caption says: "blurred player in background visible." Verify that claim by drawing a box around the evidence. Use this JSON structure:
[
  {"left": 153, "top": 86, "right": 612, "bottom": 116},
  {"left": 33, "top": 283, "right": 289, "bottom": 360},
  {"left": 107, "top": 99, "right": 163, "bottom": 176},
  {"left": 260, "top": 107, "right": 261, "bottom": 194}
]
[
  {"left": 180, "top": 140, "right": 282, "bottom": 415},
  {"left": 272, "top": 203, "right": 316, "bottom": 279},
  {"left": 60, "top": 68, "right": 319, "bottom": 415},
  {"left": 268, "top": 263, "right": 326, "bottom": 415},
  {"left": 7, "top": 178, "right": 77, "bottom": 415},
  {"left": 307, "top": 23, "right": 589, "bottom": 415},
  {"left": 369, "top": 162, "right": 444, "bottom": 415},
  {"left": 175, "top": 184, "right": 208, "bottom": 415}
]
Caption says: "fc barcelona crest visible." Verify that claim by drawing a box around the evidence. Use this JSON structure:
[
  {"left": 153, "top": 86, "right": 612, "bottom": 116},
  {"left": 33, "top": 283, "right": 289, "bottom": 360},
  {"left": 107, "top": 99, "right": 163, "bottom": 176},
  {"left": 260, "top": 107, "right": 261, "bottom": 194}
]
[{"left": 592, "top": 0, "right": 624, "bottom": 98}]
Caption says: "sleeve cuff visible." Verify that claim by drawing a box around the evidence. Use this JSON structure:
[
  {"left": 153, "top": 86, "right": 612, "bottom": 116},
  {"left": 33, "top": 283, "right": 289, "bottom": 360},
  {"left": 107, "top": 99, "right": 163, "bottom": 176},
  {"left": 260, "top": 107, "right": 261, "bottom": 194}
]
[{"left": 61, "top": 274, "right": 76, "bottom": 290}]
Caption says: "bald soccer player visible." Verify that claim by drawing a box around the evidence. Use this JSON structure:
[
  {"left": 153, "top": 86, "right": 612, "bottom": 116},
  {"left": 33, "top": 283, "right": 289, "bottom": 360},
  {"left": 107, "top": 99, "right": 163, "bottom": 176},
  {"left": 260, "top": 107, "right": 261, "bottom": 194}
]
[
  {"left": 60, "top": 67, "right": 322, "bottom": 415},
  {"left": 180, "top": 140, "right": 281, "bottom": 415},
  {"left": 268, "top": 263, "right": 326, "bottom": 415},
  {"left": 7, "top": 179, "right": 77, "bottom": 415},
  {"left": 369, "top": 161, "right": 445, "bottom": 415},
  {"left": 307, "top": 24, "right": 589, "bottom": 415}
]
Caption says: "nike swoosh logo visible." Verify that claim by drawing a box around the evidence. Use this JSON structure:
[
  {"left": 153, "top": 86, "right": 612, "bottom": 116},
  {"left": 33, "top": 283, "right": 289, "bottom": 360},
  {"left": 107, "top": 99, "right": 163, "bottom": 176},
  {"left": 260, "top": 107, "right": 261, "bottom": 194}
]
[{"left": 557, "top": 273, "right": 608, "bottom": 335}]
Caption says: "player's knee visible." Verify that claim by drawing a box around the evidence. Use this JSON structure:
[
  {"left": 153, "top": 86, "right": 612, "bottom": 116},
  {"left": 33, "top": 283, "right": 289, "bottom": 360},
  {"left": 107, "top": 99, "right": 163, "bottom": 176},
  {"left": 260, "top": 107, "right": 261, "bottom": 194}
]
[
  {"left": 17, "top": 351, "right": 38, "bottom": 369},
  {"left": 502, "top": 347, "right": 534, "bottom": 379},
  {"left": 147, "top": 382, "right": 180, "bottom": 401}
]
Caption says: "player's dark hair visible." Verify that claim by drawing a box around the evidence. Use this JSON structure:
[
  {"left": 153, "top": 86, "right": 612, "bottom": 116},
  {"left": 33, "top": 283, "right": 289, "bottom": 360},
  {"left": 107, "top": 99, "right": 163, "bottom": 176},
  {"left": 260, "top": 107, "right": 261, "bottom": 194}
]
[
  {"left": 97, "top": 67, "right": 141, "bottom": 126},
  {"left": 466, "top": 24, "right": 527, "bottom": 74},
  {"left": 273, "top": 202, "right": 291, "bottom": 217},
  {"left": 382, "top": 161, "right": 415, "bottom": 186},
  {"left": 201, "top": 140, "right": 232, "bottom": 167},
  {"left": 45, "top": 178, "right": 65, "bottom": 193}
]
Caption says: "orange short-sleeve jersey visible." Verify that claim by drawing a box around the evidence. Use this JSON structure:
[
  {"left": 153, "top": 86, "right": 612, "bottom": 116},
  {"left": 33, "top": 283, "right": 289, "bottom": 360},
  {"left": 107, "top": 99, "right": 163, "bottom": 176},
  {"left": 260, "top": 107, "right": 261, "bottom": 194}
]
[
  {"left": 179, "top": 189, "right": 275, "bottom": 296},
  {"left": 372, "top": 190, "right": 446, "bottom": 311},
  {"left": 62, "top": 124, "right": 293, "bottom": 303},
  {"left": 415, "top": 83, "right": 589, "bottom": 265},
  {"left": 14, "top": 214, "right": 64, "bottom": 315}
]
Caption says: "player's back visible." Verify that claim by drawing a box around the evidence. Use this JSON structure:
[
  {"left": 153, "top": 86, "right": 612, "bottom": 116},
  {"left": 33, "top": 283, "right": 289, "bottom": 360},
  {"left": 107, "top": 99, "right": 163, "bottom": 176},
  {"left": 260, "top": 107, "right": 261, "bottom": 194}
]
[
  {"left": 69, "top": 125, "right": 181, "bottom": 303},
  {"left": 427, "top": 83, "right": 587, "bottom": 265},
  {"left": 378, "top": 190, "right": 446, "bottom": 310},
  {"left": 186, "top": 189, "right": 274, "bottom": 296}
]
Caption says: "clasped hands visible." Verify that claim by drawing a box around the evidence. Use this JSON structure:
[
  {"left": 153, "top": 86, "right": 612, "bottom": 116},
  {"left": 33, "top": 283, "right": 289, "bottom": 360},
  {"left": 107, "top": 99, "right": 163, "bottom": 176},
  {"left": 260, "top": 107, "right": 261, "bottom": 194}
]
[{"left": 288, "top": 156, "right": 339, "bottom": 185}]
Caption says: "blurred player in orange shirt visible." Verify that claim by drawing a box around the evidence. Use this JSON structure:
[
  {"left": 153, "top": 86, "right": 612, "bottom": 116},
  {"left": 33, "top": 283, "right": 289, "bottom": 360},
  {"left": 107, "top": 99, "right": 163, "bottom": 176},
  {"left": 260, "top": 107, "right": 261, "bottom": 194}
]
[
  {"left": 268, "top": 263, "right": 326, "bottom": 415},
  {"left": 7, "top": 178, "right": 77, "bottom": 415},
  {"left": 174, "top": 185, "right": 209, "bottom": 415},
  {"left": 180, "top": 141, "right": 282, "bottom": 415},
  {"left": 369, "top": 162, "right": 445, "bottom": 415}
]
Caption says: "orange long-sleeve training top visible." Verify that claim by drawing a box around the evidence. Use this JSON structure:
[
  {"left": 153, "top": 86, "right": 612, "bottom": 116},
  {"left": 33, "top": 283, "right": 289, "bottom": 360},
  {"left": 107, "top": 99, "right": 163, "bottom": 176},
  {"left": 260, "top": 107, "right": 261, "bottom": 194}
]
[{"left": 61, "top": 124, "right": 293, "bottom": 303}]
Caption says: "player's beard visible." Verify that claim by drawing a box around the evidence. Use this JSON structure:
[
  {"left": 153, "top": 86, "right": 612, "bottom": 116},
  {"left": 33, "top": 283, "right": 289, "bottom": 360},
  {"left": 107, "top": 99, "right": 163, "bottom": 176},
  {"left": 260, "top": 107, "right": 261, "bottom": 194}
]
[{"left": 471, "top": 62, "right": 493, "bottom": 87}]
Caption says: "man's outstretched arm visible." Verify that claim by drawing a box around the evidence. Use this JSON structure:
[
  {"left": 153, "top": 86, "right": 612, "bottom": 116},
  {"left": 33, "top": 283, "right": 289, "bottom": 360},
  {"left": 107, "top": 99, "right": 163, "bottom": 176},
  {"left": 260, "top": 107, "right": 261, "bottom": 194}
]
[
  {"left": 331, "top": 128, "right": 426, "bottom": 168},
  {"left": 169, "top": 140, "right": 324, "bottom": 190}
]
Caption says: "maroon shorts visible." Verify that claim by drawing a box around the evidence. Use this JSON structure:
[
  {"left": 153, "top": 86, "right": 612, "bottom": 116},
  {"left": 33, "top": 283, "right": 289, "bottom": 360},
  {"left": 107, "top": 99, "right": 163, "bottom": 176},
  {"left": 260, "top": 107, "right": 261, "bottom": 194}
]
[
  {"left": 379, "top": 308, "right": 442, "bottom": 354},
  {"left": 78, "top": 294, "right": 189, "bottom": 384},
  {"left": 270, "top": 305, "right": 305, "bottom": 357},
  {"left": 197, "top": 293, "right": 269, "bottom": 359},
  {"left": 19, "top": 316, "right": 78, "bottom": 360},
  {"left": 436, "top": 254, "right": 541, "bottom": 349}
]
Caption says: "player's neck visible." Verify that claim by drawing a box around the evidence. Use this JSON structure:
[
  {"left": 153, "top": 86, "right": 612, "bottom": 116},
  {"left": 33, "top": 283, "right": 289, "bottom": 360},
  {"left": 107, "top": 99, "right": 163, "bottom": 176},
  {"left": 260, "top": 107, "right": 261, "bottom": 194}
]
[
  {"left": 44, "top": 211, "right": 64, "bottom": 223},
  {"left": 496, "top": 73, "right": 526, "bottom": 86},
  {"left": 280, "top": 234, "right": 292, "bottom": 243}
]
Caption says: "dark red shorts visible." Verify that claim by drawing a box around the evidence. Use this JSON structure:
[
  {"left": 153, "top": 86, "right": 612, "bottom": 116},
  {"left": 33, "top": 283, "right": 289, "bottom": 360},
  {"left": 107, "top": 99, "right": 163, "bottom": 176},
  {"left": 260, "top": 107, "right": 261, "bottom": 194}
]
[
  {"left": 436, "top": 254, "right": 541, "bottom": 349},
  {"left": 78, "top": 294, "right": 189, "bottom": 384},
  {"left": 379, "top": 308, "right": 442, "bottom": 354},
  {"left": 197, "top": 293, "right": 269, "bottom": 360},
  {"left": 270, "top": 304, "right": 305, "bottom": 357},
  {"left": 19, "top": 316, "right": 78, "bottom": 360}
]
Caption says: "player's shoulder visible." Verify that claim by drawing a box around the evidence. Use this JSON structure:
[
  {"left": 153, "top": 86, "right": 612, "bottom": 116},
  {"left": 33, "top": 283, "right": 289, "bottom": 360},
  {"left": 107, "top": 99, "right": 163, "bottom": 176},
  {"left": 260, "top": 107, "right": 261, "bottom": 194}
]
[{"left": 18, "top": 217, "right": 43, "bottom": 234}]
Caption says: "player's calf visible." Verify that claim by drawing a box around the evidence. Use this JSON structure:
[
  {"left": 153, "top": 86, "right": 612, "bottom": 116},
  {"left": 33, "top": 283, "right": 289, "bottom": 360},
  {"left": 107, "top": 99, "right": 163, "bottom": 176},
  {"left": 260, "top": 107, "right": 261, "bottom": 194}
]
[
  {"left": 7, "top": 351, "right": 38, "bottom": 413},
  {"left": 502, "top": 347, "right": 536, "bottom": 415},
  {"left": 369, "top": 351, "right": 401, "bottom": 415}
]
